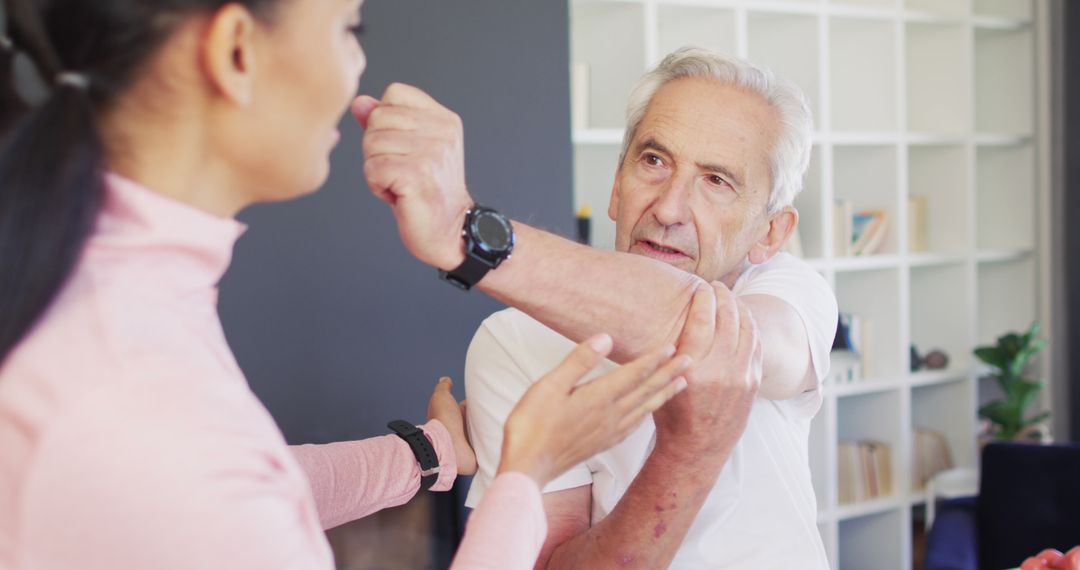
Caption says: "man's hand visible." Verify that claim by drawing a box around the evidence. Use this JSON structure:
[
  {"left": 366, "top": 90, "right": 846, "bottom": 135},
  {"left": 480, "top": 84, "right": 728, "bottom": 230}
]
[
  {"left": 353, "top": 84, "right": 473, "bottom": 271},
  {"left": 427, "top": 377, "right": 477, "bottom": 476},
  {"left": 653, "top": 283, "right": 763, "bottom": 461}
]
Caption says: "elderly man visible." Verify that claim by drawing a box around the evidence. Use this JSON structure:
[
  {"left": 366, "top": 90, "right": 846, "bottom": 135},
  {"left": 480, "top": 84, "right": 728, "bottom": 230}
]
[{"left": 356, "top": 47, "right": 836, "bottom": 568}]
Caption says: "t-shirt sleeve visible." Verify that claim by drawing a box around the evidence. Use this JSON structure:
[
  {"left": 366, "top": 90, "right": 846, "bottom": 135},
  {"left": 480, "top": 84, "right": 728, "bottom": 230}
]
[
  {"left": 735, "top": 254, "right": 839, "bottom": 386},
  {"left": 464, "top": 316, "right": 593, "bottom": 509}
]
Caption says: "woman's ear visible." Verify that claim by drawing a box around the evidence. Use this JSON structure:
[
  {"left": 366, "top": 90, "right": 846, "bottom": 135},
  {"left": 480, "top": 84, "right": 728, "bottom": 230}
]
[
  {"left": 202, "top": 4, "right": 259, "bottom": 106},
  {"left": 747, "top": 206, "right": 798, "bottom": 265}
]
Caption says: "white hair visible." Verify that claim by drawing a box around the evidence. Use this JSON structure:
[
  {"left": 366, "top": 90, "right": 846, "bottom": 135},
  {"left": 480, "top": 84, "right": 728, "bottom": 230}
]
[{"left": 619, "top": 47, "right": 814, "bottom": 213}]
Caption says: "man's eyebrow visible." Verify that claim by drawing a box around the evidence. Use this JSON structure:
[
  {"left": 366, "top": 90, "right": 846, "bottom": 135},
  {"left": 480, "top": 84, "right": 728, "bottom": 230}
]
[
  {"left": 696, "top": 160, "right": 744, "bottom": 188},
  {"left": 633, "top": 136, "right": 745, "bottom": 188},
  {"left": 633, "top": 137, "right": 673, "bottom": 160}
]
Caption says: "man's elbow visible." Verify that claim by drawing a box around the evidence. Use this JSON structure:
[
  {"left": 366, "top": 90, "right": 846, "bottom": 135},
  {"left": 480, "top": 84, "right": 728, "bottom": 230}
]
[{"left": 758, "top": 365, "right": 816, "bottom": 401}]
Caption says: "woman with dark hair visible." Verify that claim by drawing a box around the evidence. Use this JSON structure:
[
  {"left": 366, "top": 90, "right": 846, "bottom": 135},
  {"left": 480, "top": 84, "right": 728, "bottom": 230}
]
[{"left": 0, "top": 0, "right": 696, "bottom": 568}]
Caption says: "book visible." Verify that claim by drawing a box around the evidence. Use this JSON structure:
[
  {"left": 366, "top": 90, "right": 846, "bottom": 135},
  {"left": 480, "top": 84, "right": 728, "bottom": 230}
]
[
  {"left": 911, "top": 428, "right": 954, "bottom": 491},
  {"left": 833, "top": 313, "right": 874, "bottom": 379},
  {"left": 838, "top": 440, "right": 893, "bottom": 504},
  {"left": 834, "top": 198, "right": 853, "bottom": 257},
  {"left": 851, "top": 210, "right": 889, "bottom": 256}
]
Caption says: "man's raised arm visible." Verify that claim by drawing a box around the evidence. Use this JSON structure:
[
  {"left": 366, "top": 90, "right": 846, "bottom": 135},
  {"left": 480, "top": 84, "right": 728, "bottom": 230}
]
[{"left": 354, "top": 84, "right": 818, "bottom": 400}]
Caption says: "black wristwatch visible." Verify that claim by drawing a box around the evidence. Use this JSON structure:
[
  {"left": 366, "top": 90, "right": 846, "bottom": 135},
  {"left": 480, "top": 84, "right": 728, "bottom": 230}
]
[
  {"left": 439, "top": 206, "right": 515, "bottom": 291},
  {"left": 387, "top": 420, "right": 441, "bottom": 492}
]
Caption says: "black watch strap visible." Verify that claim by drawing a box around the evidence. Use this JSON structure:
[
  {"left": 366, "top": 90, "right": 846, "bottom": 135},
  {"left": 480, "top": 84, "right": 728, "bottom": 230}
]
[
  {"left": 439, "top": 254, "right": 493, "bottom": 291},
  {"left": 387, "top": 420, "right": 441, "bottom": 491}
]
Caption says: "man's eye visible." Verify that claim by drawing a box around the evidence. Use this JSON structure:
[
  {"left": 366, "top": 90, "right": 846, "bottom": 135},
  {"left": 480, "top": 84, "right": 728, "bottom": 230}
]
[
  {"left": 643, "top": 154, "right": 663, "bottom": 166},
  {"left": 707, "top": 174, "right": 728, "bottom": 187}
]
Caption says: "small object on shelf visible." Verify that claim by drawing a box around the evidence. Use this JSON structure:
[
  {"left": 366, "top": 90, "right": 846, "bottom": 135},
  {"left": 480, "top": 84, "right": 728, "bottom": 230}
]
[
  {"left": 827, "top": 350, "right": 862, "bottom": 385},
  {"left": 911, "top": 345, "right": 923, "bottom": 372},
  {"left": 922, "top": 349, "right": 949, "bottom": 370},
  {"left": 834, "top": 312, "right": 874, "bottom": 378},
  {"left": 575, "top": 205, "right": 592, "bottom": 245}
]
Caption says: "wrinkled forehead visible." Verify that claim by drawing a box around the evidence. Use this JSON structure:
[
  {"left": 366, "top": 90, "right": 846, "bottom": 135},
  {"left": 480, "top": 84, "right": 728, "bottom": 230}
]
[{"left": 632, "top": 77, "right": 779, "bottom": 191}]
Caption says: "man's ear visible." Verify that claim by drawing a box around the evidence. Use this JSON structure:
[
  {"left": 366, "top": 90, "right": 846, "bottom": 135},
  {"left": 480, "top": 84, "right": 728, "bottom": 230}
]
[
  {"left": 202, "top": 4, "right": 259, "bottom": 106},
  {"left": 747, "top": 205, "right": 798, "bottom": 265},
  {"left": 607, "top": 166, "right": 622, "bottom": 222}
]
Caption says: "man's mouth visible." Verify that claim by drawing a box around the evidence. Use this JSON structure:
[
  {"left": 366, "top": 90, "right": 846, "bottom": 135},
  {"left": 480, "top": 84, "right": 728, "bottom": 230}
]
[{"left": 636, "top": 239, "right": 690, "bottom": 259}]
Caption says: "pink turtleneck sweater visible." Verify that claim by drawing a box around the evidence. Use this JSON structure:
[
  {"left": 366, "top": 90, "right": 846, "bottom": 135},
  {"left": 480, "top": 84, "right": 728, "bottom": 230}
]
[{"left": 0, "top": 174, "right": 545, "bottom": 569}]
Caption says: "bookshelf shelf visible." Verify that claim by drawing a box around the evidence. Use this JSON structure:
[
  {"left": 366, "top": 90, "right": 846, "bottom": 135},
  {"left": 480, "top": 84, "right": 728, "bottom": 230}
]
[
  {"left": 907, "top": 253, "right": 966, "bottom": 268},
  {"left": 971, "top": 15, "right": 1031, "bottom": 31},
  {"left": 832, "top": 378, "right": 904, "bottom": 398},
  {"left": 832, "top": 255, "right": 904, "bottom": 272},
  {"left": 568, "top": 0, "right": 1045, "bottom": 567},
  {"left": 975, "top": 133, "right": 1033, "bottom": 146},
  {"left": 908, "top": 369, "right": 970, "bottom": 389},
  {"left": 906, "top": 133, "right": 966, "bottom": 146},
  {"left": 835, "top": 496, "right": 905, "bottom": 521},
  {"left": 976, "top": 249, "right": 1033, "bottom": 264}
]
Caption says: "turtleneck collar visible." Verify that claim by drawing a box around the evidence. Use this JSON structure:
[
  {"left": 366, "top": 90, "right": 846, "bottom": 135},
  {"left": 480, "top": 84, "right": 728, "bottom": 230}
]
[{"left": 90, "top": 173, "right": 248, "bottom": 291}]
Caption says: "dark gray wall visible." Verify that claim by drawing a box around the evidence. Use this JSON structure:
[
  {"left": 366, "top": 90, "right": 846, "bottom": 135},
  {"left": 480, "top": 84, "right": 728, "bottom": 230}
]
[{"left": 218, "top": 0, "right": 572, "bottom": 445}]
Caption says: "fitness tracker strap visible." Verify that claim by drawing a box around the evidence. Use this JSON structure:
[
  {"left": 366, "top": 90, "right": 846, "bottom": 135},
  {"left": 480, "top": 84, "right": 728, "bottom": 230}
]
[{"left": 387, "top": 420, "right": 441, "bottom": 492}]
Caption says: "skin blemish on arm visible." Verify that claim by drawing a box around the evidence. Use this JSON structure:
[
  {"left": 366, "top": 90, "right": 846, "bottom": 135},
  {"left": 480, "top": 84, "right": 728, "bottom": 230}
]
[
  {"left": 654, "top": 521, "right": 668, "bottom": 538},
  {"left": 617, "top": 554, "right": 636, "bottom": 567}
]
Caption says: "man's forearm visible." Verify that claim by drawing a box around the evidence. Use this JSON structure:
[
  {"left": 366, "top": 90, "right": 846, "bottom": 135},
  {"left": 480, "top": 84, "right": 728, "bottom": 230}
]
[
  {"left": 478, "top": 222, "right": 705, "bottom": 364},
  {"left": 544, "top": 447, "right": 726, "bottom": 569}
]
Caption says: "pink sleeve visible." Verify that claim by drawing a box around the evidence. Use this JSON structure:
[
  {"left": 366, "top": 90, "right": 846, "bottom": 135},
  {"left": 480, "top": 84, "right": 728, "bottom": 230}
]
[
  {"left": 450, "top": 472, "right": 548, "bottom": 570},
  {"left": 290, "top": 419, "right": 457, "bottom": 529}
]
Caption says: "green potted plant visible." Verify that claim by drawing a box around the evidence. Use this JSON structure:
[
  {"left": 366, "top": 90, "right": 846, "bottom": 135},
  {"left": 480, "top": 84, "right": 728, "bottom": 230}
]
[{"left": 974, "top": 322, "right": 1050, "bottom": 442}]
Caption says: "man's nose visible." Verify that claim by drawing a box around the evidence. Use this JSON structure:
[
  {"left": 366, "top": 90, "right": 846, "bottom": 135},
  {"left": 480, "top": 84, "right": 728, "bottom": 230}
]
[{"left": 651, "top": 176, "right": 693, "bottom": 227}]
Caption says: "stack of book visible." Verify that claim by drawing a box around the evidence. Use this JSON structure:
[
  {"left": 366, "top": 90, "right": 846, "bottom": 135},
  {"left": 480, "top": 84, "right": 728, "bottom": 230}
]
[
  {"left": 838, "top": 440, "right": 893, "bottom": 504},
  {"left": 834, "top": 198, "right": 889, "bottom": 257},
  {"left": 911, "top": 428, "right": 954, "bottom": 491},
  {"left": 830, "top": 312, "right": 875, "bottom": 381}
]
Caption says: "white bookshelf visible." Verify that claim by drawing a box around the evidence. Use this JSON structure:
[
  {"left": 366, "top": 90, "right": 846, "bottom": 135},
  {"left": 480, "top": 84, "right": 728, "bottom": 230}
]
[{"left": 568, "top": 0, "right": 1045, "bottom": 568}]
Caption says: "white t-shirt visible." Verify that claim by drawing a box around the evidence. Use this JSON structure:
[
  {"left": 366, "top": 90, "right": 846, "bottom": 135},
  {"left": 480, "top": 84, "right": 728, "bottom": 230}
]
[{"left": 464, "top": 253, "right": 838, "bottom": 569}]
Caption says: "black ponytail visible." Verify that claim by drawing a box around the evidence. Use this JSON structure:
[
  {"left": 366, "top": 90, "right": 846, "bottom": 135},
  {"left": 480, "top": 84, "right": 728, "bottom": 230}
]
[{"left": 0, "top": 86, "right": 104, "bottom": 365}]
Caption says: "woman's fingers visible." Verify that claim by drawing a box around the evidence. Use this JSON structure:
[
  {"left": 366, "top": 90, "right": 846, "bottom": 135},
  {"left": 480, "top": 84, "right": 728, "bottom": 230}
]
[
  {"left": 576, "top": 343, "right": 677, "bottom": 400},
  {"left": 541, "top": 333, "right": 613, "bottom": 393}
]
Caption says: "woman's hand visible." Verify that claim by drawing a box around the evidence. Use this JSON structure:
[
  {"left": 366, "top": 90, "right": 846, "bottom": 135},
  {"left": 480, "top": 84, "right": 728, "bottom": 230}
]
[
  {"left": 427, "top": 377, "right": 477, "bottom": 476},
  {"left": 1022, "top": 547, "right": 1080, "bottom": 570},
  {"left": 498, "top": 334, "right": 690, "bottom": 488}
]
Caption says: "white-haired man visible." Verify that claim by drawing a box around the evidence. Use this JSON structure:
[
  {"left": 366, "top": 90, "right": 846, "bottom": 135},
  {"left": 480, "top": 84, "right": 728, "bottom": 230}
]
[{"left": 356, "top": 47, "right": 837, "bottom": 568}]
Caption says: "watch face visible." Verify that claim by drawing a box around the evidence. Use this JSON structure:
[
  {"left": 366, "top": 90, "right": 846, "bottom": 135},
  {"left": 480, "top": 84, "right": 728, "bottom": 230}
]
[{"left": 472, "top": 210, "right": 513, "bottom": 253}]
